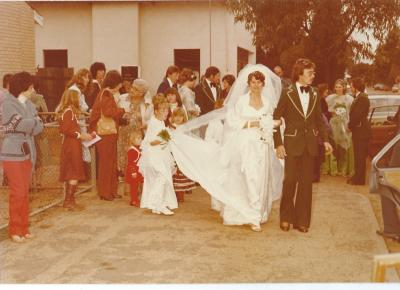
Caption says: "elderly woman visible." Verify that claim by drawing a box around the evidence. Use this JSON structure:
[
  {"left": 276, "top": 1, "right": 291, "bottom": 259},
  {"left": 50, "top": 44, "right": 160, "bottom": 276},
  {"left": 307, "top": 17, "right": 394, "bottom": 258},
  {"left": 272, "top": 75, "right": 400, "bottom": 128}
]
[
  {"left": 0, "top": 72, "right": 44, "bottom": 243},
  {"left": 117, "top": 78, "right": 152, "bottom": 179}
]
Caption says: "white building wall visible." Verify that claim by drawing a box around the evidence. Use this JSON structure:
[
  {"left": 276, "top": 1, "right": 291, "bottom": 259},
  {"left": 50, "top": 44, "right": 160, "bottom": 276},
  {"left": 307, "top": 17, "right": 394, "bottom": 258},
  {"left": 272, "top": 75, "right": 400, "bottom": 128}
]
[
  {"left": 139, "top": 1, "right": 255, "bottom": 93},
  {"left": 92, "top": 2, "right": 140, "bottom": 71},
  {"left": 33, "top": 1, "right": 255, "bottom": 93},
  {"left": 34, "top": 3, "right": 93, "bottom": 69}
]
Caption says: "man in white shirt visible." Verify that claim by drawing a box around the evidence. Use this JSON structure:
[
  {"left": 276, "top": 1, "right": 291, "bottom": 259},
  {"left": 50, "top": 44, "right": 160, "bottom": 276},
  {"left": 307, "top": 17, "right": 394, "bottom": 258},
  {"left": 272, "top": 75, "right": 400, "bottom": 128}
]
[
  {"left": 194, "top": 66, "right": 221, "bottom": 115},
  {"left": 273, "top": 58, "right": 333, "bottom": 233}
]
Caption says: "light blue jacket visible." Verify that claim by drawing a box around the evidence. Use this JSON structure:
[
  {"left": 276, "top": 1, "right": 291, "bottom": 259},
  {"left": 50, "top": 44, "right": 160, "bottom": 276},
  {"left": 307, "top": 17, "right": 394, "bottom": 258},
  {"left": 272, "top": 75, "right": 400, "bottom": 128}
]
[{"left": 0, "top": 92, "right": 44, "bottom": 165}]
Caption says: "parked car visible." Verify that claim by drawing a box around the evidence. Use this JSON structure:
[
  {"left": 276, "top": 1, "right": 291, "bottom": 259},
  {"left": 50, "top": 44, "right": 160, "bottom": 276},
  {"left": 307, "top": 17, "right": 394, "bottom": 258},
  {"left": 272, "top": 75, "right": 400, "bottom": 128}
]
[
  {"left": 368, "top": 94, "right": 400, "bottom": 157},
  {"left": 374, "top": 83, "right": 391, "bottom": 91},
  {"left": 370, "top": 133, "right": 400, "bottom": 208}
]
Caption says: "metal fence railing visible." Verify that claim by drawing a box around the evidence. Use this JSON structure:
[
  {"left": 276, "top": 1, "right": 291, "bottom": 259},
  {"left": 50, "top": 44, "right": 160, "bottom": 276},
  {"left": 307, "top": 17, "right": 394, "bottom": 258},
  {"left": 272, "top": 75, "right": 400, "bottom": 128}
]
[{"left": 0, "top": 113, "right": 96, "bottom": 229}]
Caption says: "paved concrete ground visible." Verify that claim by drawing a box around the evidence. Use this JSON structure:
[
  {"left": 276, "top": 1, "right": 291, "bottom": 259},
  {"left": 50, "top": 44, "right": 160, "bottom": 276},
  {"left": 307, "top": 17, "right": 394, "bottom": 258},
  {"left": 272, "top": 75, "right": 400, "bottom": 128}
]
[{"left": 0, "top": 176, "right": 398, "bottom": 283}]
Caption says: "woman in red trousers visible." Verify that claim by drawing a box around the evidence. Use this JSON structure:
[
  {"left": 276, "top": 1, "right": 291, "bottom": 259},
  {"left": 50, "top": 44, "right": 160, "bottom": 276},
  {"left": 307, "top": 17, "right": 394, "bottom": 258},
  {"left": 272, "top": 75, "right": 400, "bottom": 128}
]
[
  {"left": 0, "top": 72, "right": 44, "bottom": 243},
  {"left": 89, "top": 70, "right": 125, "bottom": 201}
]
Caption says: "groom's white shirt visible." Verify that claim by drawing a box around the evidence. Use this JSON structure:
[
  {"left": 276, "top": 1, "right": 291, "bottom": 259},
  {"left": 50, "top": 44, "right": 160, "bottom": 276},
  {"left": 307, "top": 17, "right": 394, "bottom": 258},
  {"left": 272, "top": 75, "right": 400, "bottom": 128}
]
[
  {"left": 206, "top": 78, "right": 217, "bottom": 101},
  {"left": 296, "top": 82, "right": 310, "bottom": 114}
]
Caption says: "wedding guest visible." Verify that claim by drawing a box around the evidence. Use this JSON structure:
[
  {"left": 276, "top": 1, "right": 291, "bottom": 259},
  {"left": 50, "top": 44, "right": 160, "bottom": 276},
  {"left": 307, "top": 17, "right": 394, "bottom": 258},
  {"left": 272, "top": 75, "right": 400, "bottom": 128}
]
[
  {"left": 139, "top": 95, "right": 177, "bottom": 215},
  {"left": 119, "top": 75, "right": 133, "bottom": 95},
  {"left": 221, "top": 74, "right": 236, "bottom": 100},
  {"left": 125, "top": 130, "right": 144, "bottom": 207},
  {"left": 274, "top": 65, "right": 291, "bottom": 89},
  {"left": 178, "top": 68, "right": 200, "bottom": 120},
  {"left": 117, "top": 79, "right": 152, "bottom": 175},
  {"left": 157, "top": 65, "right": 180, "bottom": 94},
  {"left": 347, "top": 77, "right": 370, "bottom": 185},
  {"left": 165, "top": 87, "right": 186, "bottom": 127},
  {"left": 0, "top": 72, "right": 44, "bottom": 243},
  {"left": 2, "top": 73, "right": 12, "bottom": 93},
  {"left": 195, "top": 66, "right": 222, "bottom": 115},
  {"left": 58, "top": 89, "right": 94, "bottom": 210},
  {"left": 65, "top": 69, "right": 92, "bottom": 164},
  {"left": 31, "top": 78, "right": 50, "bottom": 187},
  {"left": 326, "top": 79, "right": 354, "bottom": 177},
  {"left": 87, "top": 62, "right": 106, "bottom": 109},
  {"left": 170, "top": 108, "right": 196, "bottom": 202},
  {"left": 89, "top": 70, "right": 125, "bottom": 201},
  {"left": 316, "top": 84, "right": 333, "bottom": 181}
]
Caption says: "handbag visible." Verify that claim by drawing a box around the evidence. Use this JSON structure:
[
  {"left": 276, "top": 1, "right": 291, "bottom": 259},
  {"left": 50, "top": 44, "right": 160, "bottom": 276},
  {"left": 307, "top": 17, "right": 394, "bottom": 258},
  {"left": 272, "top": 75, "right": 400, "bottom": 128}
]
[{"left": 96, "top": 90, "right": 117, "bottom": 135}]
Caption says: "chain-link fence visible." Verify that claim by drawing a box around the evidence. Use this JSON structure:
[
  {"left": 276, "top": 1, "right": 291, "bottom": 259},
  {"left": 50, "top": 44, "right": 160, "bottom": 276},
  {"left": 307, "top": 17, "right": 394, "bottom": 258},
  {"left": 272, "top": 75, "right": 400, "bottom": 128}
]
[{"left": 0, "top": 113, "right": 96, "bottom": 229}]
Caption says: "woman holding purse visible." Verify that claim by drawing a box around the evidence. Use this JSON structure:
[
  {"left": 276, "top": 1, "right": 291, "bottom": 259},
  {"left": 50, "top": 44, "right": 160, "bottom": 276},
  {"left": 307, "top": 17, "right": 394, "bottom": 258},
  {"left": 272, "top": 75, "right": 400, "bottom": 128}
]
[{"left": 89, "top": 70, "right": 125, "bottom": 201}]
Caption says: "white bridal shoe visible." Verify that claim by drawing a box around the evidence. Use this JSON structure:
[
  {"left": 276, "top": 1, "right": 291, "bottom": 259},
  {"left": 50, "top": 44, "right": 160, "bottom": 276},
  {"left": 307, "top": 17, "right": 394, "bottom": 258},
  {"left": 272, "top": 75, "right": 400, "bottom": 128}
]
[
  {"left": 160, "top": 207, "right": 174, "bottom": 216},
  {"left": 11, "top": 235, "right": 25, "bottom": 243},
  {"left": 250, "top": 224, "right": 262, "bottom": 232}
]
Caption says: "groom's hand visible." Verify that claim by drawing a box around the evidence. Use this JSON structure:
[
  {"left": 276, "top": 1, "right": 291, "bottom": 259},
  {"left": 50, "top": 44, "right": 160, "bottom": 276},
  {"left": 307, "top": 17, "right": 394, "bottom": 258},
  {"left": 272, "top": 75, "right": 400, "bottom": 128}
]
[
  {"left": 324, "top": 142, "right": 333, "bottom": 155},
  {"left": 276, "top": 145, "right": 286, "bottom": 159}
]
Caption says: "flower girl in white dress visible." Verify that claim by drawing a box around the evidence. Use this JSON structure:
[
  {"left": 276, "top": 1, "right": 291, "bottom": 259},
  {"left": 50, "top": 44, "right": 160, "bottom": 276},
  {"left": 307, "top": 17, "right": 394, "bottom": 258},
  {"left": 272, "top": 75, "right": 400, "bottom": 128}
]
[{"left": 139, "top": 95, "right": 177, "bottom": 215}]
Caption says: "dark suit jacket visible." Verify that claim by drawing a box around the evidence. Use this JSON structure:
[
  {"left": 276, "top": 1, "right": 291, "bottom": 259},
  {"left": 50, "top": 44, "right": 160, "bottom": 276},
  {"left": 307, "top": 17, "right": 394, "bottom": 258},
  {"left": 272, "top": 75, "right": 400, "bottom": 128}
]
[
  {"left": 194, "top": 79, "right": 221, "bottom": 115},
  {"left": 87, "top": 82, "right": 101, "bottom": 110},
  {"left": 157, "top": 78, "right": 175, "bottom": 95},
  {"left": 348, "top": 92, "right": 371, "bottom": 140},
  {"left": 273, "top": 84, "right": 328, "bottom": 157}
]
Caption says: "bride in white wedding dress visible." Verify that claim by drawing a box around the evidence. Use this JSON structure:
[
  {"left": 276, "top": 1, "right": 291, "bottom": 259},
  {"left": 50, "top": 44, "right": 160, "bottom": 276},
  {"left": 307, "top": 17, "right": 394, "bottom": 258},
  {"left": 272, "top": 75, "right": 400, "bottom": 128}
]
[{"left": 169, "top": 64, "right": 284, "bottom": 231}]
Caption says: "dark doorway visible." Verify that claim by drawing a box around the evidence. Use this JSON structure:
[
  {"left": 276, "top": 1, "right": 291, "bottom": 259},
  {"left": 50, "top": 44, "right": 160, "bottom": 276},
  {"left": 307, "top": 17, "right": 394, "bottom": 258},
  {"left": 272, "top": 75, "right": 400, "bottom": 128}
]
[{"left": 174, "top": 49, "right": 200, "bottom": 73}]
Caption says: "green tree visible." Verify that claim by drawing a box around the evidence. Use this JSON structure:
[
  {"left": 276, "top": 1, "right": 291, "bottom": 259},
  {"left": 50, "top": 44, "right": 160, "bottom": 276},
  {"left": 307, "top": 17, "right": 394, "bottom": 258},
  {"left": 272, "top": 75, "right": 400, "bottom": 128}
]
[
  {"left": 226, "top": 0, "right": 400, "bottom": 86},
  {"left": 373, "top": 28, "right": 400, "bottom": 85}
]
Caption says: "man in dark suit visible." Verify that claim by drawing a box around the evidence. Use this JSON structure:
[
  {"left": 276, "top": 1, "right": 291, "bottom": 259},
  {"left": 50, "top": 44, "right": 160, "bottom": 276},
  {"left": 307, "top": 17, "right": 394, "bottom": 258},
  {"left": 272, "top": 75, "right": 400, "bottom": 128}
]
[
  {"left": 347, "top": 77, "right": 371, "bottom": 185},
  {"left": 273, "top": 58, "right": 333, "bottom": 233},
  {"left": 157, "top": 65, "right": 180, "bottom": 94},
  {"left": 194, "top": 66, "right": 221, "bottom": 115}
]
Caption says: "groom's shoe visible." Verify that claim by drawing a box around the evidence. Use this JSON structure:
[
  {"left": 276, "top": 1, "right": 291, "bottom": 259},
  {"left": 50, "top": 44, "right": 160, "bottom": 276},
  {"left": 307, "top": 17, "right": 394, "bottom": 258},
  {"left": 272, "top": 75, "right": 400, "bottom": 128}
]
[{"left": 280, "top": 222, "right": 290, "bottom": 232}]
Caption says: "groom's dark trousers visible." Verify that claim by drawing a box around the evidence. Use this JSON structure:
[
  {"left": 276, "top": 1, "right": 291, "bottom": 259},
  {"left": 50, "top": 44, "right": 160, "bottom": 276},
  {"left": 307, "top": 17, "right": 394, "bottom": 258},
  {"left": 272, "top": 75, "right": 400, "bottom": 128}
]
[{"left": 273, "top": 84, "right": 327, "bottom": 228}]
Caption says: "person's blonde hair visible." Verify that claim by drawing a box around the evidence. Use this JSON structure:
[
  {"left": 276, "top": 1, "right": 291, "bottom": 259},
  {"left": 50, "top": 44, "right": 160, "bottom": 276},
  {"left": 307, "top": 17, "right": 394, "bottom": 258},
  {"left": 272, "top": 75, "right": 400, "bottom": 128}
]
[
  {"left": 171, "top": 107, "right": 187, "bottom": 124},
  {"left": 57, "top": 89, "right": 81, "bottom": 119},
  {"left": 129, "top": 129, "right": 143, "bottom": 146},
  {"left": 152, "top": 94, "right": 169, "bottom": 111},
  {"left": 67, "top": 68, "right": 90, "bottom": 92}
]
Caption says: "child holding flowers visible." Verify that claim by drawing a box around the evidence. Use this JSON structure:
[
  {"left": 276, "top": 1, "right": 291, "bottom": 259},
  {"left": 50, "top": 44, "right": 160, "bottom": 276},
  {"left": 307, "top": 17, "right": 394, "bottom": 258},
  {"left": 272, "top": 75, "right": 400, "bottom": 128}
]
[{"left": 139, "top": 95, "right": 177, "bottom": 215}]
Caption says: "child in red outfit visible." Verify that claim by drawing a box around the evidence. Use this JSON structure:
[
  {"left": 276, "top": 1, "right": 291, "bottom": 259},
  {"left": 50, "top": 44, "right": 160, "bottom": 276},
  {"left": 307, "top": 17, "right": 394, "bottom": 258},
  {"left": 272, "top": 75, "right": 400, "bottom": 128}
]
[{"left": 125, "top": 130, "right": 144, "bottom": 207}]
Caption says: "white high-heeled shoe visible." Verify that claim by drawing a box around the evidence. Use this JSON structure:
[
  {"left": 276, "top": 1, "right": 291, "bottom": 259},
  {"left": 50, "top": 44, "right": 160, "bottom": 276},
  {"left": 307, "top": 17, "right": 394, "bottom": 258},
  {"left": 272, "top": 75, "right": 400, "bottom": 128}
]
[
  {"left": 151, "top": 209, "right": 161, "bottom": 215},
  {"left": 250, "top": 224, "right": 262, "bottom": 232},
  {"left": 160, "top": 207, "right": 174, "bottom": 216},
  {"left": 11, "top": 235, "right": 25, "bottom": 243}
]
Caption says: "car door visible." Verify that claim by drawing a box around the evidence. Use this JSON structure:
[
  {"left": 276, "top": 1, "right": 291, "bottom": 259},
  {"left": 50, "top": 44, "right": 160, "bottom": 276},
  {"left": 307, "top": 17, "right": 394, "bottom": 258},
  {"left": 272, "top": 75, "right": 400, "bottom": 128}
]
[
  {"left": 369, "top": 105, "right": 399, "bottom": 157},
  {"left": 370, "top": 133, "right": 400, "bottom": 207}
]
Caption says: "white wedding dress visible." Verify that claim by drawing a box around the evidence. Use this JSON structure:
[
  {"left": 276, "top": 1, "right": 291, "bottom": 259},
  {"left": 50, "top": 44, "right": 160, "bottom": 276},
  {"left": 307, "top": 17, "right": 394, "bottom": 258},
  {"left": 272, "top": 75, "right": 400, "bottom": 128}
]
[{"left": 169, "top": 64, "right": 284, "bottom": 226}]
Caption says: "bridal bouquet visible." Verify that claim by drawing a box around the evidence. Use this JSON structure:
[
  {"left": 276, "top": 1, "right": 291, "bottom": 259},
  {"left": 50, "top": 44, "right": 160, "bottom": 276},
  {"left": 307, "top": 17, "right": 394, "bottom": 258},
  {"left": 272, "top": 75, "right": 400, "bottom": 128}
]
[
  {"left": 157, "top": 129, "right": 171, "bottom": 149},
  {"left": 259, "top": 114, "right": 274, "bottom": 144}
]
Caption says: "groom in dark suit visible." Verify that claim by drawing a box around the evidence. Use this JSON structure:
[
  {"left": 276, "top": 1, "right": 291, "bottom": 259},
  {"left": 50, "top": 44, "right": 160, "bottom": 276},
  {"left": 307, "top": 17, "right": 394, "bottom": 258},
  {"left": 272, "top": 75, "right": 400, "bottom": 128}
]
[
  {"left": 195, "top": 66, "right": 222, "bottom": 115},
  {"left": 273, "top": 58, "right": 333, "bottom": 233}
]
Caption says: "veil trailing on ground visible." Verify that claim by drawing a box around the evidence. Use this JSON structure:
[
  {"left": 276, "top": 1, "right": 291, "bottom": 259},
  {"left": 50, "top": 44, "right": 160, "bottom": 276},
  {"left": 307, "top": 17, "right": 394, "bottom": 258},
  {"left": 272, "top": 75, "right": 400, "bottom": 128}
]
[{"left": 169, "top": 64, "right": 283, "bottom": 225}]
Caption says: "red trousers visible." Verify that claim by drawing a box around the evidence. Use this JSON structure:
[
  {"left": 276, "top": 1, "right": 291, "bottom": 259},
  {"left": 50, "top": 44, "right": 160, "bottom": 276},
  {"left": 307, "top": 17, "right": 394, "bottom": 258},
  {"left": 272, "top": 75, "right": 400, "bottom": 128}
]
[{"left": 3, "top": 160, "right": 32, "bottom": 236}]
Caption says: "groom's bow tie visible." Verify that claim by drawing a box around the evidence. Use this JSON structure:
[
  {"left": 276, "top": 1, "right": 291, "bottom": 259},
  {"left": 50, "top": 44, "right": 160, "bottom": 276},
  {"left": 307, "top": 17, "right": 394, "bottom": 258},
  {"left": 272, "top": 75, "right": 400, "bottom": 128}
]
[
  {"left": 210, "top": 82, "right": 217, "bottom": 88},
  {"left": 300, "top": 86, "right": 310, "bottom": 94}
]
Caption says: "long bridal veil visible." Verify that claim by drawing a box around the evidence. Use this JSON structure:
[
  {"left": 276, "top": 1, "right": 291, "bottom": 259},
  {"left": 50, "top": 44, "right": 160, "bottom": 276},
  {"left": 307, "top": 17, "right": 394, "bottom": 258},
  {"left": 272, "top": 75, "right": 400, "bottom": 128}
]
[{"left": 169, "top": 64, "right": 284, "bottom": 225}]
